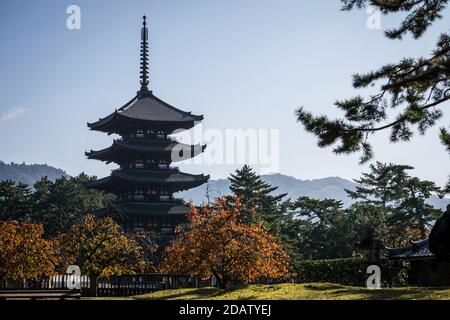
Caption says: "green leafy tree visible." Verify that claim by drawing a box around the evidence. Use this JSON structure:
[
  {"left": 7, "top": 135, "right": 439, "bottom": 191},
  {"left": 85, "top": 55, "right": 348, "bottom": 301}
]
[
  {"left": 290, "top": 197, "right": 357, "bottom": 260},
  {"left": 347, "top": 162, "right": 442, "bottom": 246},
  {"left": 274, "top": 200, "right": 303, "bottom": 264},
  {"left": 398, "top": 176, "right": 443, "bottom": 238},
  {"left": 227, "top": 166, "right": 301, "bottom": 260},
  {"left": 228, "top": 165, "right": 287, "bottom": 226},
  {"left": 31, "top": 173, "right": 115, "bottom": 236},
  {"left": 346, "top": 162, "right": 412, "bottom": 207},
  {"left": 346, "top": 202, "right": 388, "bottom": 246},
  {"left": 0, "top": 173, "right": 114, "bottom": 236},
  {"left": 296, "top": 0, "right": 449, "bottom": 173},
  {"left": 0, "top": 181, "right": 32, "bottom": 221}
]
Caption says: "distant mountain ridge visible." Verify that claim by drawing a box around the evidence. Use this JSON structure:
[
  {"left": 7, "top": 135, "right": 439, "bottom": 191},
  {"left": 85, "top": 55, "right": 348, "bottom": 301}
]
[
  {"left": 0, "top": 161, "right": 69, "bottom": 186},
  {"left": 178, "top": 174, "right": 358, "bottom": 207},
  {"left": 179, "top": 173, "right": 450, "bottom": 211},
  {"left": 1, "top": 161, "right": 448, "bottom": 210}
]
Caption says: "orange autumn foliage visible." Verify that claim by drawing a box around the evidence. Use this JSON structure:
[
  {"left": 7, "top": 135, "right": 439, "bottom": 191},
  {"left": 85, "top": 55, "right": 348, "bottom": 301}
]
[
  {"left": 385, "top": 223, "right": 429, "bottom": 248},
  {"left": 58, "top": 215, "right": 148, "bottom": 278},
  {"left": 0, "top": 220, "right": 58, "bottom": 280},
  {"left": 161, "top": 197, "right": 290, "bottom": 288}
]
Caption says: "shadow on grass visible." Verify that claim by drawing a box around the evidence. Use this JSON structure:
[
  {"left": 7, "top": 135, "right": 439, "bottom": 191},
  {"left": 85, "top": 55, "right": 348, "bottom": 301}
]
[
  {"left": 132, "top": 283, "right": 450, "bottom": 300},
  {"left": 322, "top": 286, "right": 450, "bottom": 300},
  {"left": 134, "top": 287, "right": 220, "bottom": 300},
  {"left": 303, "top": 283, "right": 347, "bottom": 291},
  {"left": 325, "top": 288, "right": 426, "bottom": 300},
  {"left": 299, "top": 283, "right": 450, "bottom": 300},
  {"left": 136, "top": 285, "right": 264, "bottom": 300}
]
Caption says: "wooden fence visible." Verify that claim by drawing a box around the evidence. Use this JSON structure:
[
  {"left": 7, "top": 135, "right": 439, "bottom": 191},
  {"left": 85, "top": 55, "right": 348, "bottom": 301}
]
[
  {"left": 0, "top": 274, "right": 214, "bottom": 297},
  {"left": 0, "top": 275, "right": 88, "bottom": 290},
  {"left": 96, "top": 274, "right": 212, "bottom": 297}
]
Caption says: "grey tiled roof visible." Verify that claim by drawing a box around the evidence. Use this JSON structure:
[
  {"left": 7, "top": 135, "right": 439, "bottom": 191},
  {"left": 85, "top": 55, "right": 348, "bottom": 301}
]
[
  {"left": 114, "top": 169, "right": 209, "bottom": 183},
  {"left": 86, "top": 169, "right": 209, "bottom": 191},
  {"left": 85, "top": 140, "right": 206, "bottom": 162},
  {"left": 387, "top": 239, "right": 435, "bottom": 260},
  {"left": 119, "top": 94, "right": 203, "bottom": 122},
  {"left": 88, "top": 92, "right": 203, "bottom": 131}
]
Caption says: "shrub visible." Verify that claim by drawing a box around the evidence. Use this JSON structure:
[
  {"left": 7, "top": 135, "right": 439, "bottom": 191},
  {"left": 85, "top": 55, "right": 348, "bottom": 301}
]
[{"left": 295, "top": 257, "right": 410, "bottom": 287}]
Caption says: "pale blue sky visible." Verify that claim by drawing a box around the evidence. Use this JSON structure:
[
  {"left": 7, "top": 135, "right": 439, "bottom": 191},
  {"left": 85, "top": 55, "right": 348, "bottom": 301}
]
[{"left": 0, "top": 0, "right": 448, "bottom": 186}]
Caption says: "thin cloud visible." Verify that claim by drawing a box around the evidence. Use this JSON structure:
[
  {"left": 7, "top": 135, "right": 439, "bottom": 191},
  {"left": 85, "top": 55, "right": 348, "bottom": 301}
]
[{"left": 1, "top": 106, "right": 26, "bottom": 121}]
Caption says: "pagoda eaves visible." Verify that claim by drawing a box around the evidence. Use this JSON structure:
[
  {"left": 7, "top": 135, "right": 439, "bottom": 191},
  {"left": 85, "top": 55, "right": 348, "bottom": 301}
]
[
  {"left": 85, "top": 139, "right": 206, "bottom": 164},
  {"left": 87, "top": 92, "right": 203, "bottom": 135},
  {"left": 86, "top": 169, "right": 209, "bottom": 193}
]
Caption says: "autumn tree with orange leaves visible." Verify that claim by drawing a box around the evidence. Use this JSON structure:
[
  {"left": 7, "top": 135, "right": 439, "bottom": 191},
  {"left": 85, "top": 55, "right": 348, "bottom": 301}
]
[
  {"left": 161, "top": 197, "right": 290, "bottom": 289},
  {"left": 58, "top": 215, "right": 148, "bottom": 296},
  {"left": 0, "top": 221, "right": 58, "bottom": 280}
]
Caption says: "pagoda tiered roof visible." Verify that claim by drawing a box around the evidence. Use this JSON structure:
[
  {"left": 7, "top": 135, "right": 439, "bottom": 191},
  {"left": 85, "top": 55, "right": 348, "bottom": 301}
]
[
  {"left": 87, "top": 92, "right": 203, "bottom": 134},
  {"left": 85, "top": 139, "right": 206, "bottom": 163},
  {"left": 86, "top": 169, "right": 209, "bottom": 193}
]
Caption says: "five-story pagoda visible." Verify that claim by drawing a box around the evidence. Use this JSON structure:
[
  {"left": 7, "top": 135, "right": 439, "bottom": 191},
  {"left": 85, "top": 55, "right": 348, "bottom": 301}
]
[{"left": 86, "top": 16, "right": 209, "bottom": 236}]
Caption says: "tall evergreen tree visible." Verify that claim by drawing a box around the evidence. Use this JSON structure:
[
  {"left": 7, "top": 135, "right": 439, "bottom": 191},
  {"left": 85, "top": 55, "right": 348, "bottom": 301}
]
[
  {"left": 227, "top": 165, "right": 300, "bottom": 262},
  {"left": 0, "top": 180, "right": 32, "bottom": 221},
  {"left": 228, "top": 165, "right": 287, "bottom": 225},
  {"left": 0, "top": 174, "right": 115, "bottom": 236},
  {"left": 31, "top": 173, "right": 115, "bottom": 236},
  {"left": 346, "top": 162, "right": 413, "bottom": 207},
  {"left": 399, "top": 177, "right": 442, "bottom": 238},
  {"left": 290, "top": 197, "right": 357, "bottom": 260},
  {"left": 346, "top": 201, "right": 388, "bottom": 246},
  {"left": 347, "top": 162, "right": 442, "bottom": 246}
]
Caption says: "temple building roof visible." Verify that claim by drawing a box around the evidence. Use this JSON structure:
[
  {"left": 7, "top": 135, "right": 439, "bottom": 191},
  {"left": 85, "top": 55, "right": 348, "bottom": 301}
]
[
  {"left": 387, "top": 239, "right": 435, "bottom": 261},
  {"left": 86, "top": 169, "right": 209, "bottom": 192},
  {"left": 87, "top": 93, "right": 203, "bottom": 133},
  {"left": 85, "top": 139, "right": 206, "bottom": 162}
]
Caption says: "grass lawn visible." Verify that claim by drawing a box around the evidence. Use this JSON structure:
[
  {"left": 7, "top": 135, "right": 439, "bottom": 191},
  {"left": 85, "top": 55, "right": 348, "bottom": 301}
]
[{"left": 108, "top": 283, "right": 450, "bottom": 300}]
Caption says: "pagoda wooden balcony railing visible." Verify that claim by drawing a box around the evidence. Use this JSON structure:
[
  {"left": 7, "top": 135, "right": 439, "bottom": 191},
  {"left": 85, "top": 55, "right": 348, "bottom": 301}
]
[
  {"left": 121, "top": 134, "right": 175, "bottom": 141},
  {"left": 113, "top": 165, "right": 179, "bottom": 173},
  {"left": 118, "top": 195, "right": 181, "bottom": 202},
  {"left": 115, "top": 135, "right": 177, "bottom": 143}
]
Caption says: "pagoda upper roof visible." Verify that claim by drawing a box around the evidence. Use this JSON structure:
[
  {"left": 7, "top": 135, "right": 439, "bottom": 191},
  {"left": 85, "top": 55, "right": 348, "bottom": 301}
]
[
  {"left": 88, "top": 92, "right": 203, "bottom": 133},
  {"left": 85, "top": 139, "right": 206, "bottom": 163},
  {"left": 86, "top": 169, "right": 209, "bottom": 192}
]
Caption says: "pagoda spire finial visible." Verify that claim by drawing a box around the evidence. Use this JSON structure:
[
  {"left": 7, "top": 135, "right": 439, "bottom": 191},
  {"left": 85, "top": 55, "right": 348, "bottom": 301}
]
[{"left": 139, "top": 15, "right": 150, "bottom": 95}]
